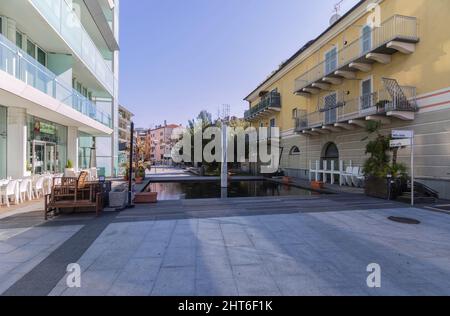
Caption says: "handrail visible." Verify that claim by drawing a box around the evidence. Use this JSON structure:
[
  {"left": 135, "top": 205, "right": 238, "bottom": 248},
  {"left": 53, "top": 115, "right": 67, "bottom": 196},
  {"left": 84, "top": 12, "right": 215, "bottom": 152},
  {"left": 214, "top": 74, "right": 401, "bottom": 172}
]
[
  {"left": 295, "top": 85, "right": 417, "bottom": 131},
  {"left": 294, "top": 15, "right": 418, "bottom": 92},
  {"left": 29, "top": 0, "right": 114, "bottom": 95},
  {"left": 0, "top": 33, "right": 112, "bottom": 128},
  {"left": 245, "top": 92, "right": 281, "bottom": 119}
]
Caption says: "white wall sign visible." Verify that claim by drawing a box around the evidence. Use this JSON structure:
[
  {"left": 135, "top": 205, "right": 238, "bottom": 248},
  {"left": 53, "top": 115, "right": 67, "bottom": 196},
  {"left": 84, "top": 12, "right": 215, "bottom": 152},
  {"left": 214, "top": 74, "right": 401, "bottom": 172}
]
[
  {"left": 390, "top": 139, "right": 412, "bottom": 148},
  {"left": 392, "top": 130, "right": 414, "bottom": 139}
]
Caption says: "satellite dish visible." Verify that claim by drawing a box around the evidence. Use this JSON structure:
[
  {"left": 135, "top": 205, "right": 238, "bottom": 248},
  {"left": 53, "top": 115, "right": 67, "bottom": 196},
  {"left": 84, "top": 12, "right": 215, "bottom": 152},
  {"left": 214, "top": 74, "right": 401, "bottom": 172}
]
[{"left": 329, "top": 13, "right": 341, "bottom": 25}]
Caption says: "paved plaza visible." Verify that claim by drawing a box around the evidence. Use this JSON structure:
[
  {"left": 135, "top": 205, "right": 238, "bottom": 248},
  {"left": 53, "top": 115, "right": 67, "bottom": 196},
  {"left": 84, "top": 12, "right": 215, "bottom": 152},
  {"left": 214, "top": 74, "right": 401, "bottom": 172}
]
[{"left": 0, "top": 193, "right": 449, "bottom": 296}]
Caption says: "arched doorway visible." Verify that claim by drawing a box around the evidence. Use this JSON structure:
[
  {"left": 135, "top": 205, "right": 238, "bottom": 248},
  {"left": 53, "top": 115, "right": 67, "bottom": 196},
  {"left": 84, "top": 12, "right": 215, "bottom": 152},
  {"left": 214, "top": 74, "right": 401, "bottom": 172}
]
[{"left": 321, "top": 142, "right": 339, "bottom": 182}]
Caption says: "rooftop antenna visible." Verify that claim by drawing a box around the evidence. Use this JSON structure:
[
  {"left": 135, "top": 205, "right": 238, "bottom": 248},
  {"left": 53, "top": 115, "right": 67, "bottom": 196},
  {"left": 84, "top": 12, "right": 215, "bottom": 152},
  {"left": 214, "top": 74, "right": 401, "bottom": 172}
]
[{"left": 330, "top": 0, "right": 344, "bottom": 25}]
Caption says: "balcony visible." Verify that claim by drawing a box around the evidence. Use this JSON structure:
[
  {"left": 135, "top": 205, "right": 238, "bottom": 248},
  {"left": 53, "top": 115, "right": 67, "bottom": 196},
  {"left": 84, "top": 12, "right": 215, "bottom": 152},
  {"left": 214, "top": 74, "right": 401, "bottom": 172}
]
[
  {"left": 29, "top": 0, "right": 115, "bottom": 96},
  {"left": 295, "top": 81, "right": 417, "bottom": 134},
  {"left": 0, "top": 33, "right": 112, "bottom": 128},
  {"left": 294, "top": 15, "right": 419, "bottom": 95},
  {"left": 244, "top": 92, "right": 281, "bottom": 121}
]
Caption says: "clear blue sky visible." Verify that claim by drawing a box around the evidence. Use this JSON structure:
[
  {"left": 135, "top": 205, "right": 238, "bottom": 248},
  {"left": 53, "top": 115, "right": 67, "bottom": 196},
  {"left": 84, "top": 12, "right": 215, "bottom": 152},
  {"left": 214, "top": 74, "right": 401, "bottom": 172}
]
[{"left": 119, "top": 0, "right": 360, "bottom": 128}]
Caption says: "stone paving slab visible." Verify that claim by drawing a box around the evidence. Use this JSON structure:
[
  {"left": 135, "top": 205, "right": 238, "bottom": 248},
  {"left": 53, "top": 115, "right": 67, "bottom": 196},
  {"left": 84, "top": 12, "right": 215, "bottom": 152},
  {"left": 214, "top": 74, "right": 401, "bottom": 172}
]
[{"left": 22, "top": 207, "right": 447, "bottom": 296}]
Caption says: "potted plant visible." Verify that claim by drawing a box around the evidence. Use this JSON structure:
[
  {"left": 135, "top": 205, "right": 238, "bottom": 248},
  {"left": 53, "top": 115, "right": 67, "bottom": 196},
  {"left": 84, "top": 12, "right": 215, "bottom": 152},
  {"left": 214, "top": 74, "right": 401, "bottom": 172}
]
[
  {"left": 121, "top": 162, "right": 130, "bottom": 181},
  {"left": 65, "top": 160, "right": 74, "bottom": 177},
  {"left": 362, "top": 122, "right": 407, "bottom": 199},
  {"left": 135, "top": 163, "right": 146, "bottom": 184}
]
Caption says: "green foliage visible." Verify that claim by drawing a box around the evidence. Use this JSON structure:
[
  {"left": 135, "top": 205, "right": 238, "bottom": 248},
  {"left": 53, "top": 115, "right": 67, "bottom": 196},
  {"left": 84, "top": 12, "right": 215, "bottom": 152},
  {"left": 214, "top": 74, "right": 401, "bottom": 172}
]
[
  {"left": 362, "top": 122, "right": 408, "bottom": 179},
  {"left": 66, "top": 160, "right": 73, "bottom": 169}
]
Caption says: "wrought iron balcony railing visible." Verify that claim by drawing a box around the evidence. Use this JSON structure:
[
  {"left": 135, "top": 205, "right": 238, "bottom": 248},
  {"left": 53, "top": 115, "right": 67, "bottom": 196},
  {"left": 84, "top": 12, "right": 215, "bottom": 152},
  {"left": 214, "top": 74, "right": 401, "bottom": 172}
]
[
  {"left": 244, "top": 92, "right": 281, "bottom": 120},
  {"left": 294, "top": 15, "right": 419, "bottom": 93}
]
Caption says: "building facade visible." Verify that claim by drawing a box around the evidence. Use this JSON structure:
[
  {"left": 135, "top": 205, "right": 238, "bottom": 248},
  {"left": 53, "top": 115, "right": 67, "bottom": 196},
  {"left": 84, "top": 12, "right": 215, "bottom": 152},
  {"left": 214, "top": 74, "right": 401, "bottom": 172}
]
[
  {"left": 118, "top": 104, "right": 133, "bottom": 172},
  {"left": 244, "top": 0, "right": 450, "bottom": 198},
  {"left": 149, "top": 123, "right": 181, "bottom": 165},
  {"left": 0, "top": 0, "right": 120, "bottom": 178}
]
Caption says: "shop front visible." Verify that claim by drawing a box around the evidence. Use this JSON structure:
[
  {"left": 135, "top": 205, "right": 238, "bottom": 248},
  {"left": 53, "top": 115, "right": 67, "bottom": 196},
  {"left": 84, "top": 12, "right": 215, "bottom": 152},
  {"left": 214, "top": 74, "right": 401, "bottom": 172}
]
[{"left": 27, "top": 116, "right": 68, "bottom": 175}]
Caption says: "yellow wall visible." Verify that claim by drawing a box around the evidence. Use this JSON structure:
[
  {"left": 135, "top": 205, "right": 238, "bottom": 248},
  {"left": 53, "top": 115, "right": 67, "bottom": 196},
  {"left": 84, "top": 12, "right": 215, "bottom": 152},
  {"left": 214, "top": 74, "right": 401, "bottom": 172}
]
[{"left": 246, "top": 0, "right": 450, "bottom": 132}]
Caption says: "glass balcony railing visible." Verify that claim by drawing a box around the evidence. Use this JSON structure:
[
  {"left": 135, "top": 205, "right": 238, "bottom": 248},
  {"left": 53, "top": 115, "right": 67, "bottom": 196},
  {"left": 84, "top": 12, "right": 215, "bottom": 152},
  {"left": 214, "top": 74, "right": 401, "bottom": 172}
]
[
  {"left": 244, "top": 92, "right": 281, "bottom": 120},
  {"left": 294, "top": 15, "right": 419, "bottom": 93},
  {"left": 29, "top": 0, "right": 115, "bottom": 96},
  {"left": 0, "top": 33, "right": 112, "bottom": 128}
]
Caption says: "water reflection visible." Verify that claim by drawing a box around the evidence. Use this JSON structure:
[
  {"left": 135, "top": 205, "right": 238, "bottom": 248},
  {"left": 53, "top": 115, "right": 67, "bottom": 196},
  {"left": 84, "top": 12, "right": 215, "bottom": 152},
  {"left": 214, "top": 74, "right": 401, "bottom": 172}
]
[{"left": 148, "top": 181, "right": 314, "bottom": 201}]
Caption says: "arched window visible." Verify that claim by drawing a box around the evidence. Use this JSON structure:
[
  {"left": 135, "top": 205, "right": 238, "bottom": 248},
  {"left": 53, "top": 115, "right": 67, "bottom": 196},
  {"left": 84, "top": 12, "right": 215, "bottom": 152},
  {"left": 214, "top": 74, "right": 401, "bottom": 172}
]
[
  {"left": 323, "top": 142, "right": 339, "bottom": 159},
  {"left": 289, "top": 146, "right": 300, "bottom": 155}
]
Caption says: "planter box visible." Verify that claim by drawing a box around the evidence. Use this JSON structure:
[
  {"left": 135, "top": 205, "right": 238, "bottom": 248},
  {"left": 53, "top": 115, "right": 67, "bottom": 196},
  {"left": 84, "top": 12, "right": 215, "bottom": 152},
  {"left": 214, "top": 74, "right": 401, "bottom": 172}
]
[
  {"left": 134, "top": 192, "right": 158, "bottom": 204},
  {"left": 311, "top": 181, "right": 324, "bottom": 190},
  {"left": 365, "top": 177, "right": 403, "bottom": 200},
  {"left": 109, "top": 191, "right": 127, "bottom": 208}
]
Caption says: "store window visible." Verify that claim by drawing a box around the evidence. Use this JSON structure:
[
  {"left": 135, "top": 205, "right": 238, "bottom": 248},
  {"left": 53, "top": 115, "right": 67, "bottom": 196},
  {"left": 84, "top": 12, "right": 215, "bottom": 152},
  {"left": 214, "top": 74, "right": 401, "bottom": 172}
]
[{"left": 27, "top": 116, "right": 67, "bottom": 175}]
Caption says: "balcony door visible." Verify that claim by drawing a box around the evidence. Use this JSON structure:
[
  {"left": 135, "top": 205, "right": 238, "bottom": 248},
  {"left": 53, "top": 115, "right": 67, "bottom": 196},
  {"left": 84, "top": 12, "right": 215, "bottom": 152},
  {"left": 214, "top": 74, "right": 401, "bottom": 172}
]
[
  {"left": 361, "top": 78, "right": 373, "bottom": 110},
  {"left": 324, "top": 93, "right": 337, "bottom": 125},
  {"left": 325, "top": 47, "right": 338, "bottom": 75},
  {"left": 361, "top": 25, "right": 372, "bottom": 54}
]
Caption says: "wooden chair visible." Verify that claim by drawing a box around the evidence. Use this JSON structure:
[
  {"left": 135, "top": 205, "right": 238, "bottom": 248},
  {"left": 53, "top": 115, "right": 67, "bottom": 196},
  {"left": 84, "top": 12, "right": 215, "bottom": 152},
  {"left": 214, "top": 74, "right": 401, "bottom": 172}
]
[{"left": 45, "top": 172, "right": 103, "bottom": 220}]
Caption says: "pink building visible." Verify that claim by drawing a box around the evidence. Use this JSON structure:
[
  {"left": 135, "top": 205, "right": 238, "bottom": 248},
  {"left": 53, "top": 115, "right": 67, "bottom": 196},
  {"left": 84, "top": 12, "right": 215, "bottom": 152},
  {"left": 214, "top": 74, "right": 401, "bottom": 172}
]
[{"left": 149, "top": 123, "right": 181, "bottom": 165}]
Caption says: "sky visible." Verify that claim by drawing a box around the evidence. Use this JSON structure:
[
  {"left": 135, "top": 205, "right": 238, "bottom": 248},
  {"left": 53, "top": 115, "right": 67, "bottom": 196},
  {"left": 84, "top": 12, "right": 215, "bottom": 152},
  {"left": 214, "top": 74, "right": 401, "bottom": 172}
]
[{"left": 119, "top": 0, "right": 360, "bottom": 129}]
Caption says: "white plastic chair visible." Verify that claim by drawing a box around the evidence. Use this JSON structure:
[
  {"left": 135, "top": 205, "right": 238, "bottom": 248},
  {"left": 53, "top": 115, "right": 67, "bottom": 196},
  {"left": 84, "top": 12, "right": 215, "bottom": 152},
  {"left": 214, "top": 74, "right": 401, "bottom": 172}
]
[
  {"left": 1, "top": 180, "right": 19, "bottom": 207},
  {"left": 351, "top": 167, "right": 365, "bottom": 187},
  {"left": 34, "top": 177, "right": 46, "bottom": 198},
  {"left": 19, "top": 178, "right": 32, "bottom": 203},
  {"left": 342, "top": 167, "right": 353, "bottom": 186}
]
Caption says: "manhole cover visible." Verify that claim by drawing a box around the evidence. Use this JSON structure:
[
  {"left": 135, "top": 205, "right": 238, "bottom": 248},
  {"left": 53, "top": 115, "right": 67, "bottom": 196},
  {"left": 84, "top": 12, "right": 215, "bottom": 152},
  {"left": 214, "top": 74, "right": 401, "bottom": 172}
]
[{"left": 388, "top": 216, "right": 421, "bottom": 225}]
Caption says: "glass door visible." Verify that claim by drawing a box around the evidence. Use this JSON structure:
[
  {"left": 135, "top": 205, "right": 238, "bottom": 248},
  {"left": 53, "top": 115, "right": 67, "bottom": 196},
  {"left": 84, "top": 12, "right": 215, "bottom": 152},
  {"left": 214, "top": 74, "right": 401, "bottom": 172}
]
[
  {"left": 45, "top": 143, "right": 57, "bottom": 173},
  {"left": 324, "top": 93, "right": 337, "bottom": 125},
  {"left": 32, "top": 141, "right": 45, "bottom": 174},
  {"left": 32, "top": 141, "right": 57, "bottom": 174}
]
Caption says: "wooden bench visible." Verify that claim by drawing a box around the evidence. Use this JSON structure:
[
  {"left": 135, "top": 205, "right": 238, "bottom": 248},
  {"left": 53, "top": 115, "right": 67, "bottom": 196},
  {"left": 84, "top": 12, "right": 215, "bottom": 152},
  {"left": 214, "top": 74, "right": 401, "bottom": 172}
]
[{"left": 44, "top": 172, "right": 104, "bottom": 220}]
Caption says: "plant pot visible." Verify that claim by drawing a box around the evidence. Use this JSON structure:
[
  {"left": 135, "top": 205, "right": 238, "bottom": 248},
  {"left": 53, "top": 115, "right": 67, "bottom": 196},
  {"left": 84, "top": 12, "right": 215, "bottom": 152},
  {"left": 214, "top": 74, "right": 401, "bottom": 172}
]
[
  {"left": 135, "top": 177, "right": 144, "bottom": 184},
  {"left": 364, "top": 176, "right": 401, "bottom": 199},
  {"left": 311, "top": 181, "right": 324, "bottom": 190},
  {"left": 134, "top": 192, "right": 158, "bottom": 204},
  {"left": 64, "top": 168, "right": 74, "bottom": 177}
]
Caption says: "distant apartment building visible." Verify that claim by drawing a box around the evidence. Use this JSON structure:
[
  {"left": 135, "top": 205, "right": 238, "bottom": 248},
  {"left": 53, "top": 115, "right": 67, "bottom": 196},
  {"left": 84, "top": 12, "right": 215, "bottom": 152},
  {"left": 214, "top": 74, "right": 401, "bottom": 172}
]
[
  {"left": 0, "top": 0, "right": 120, "bottom": 178},
  {"left": 118, "top": 105, "right": 134, "bottom": 169},
  {"left": 135, "top": 127, "right": 151, "bottom": 162},
  {"left": 149, "top": 123, "right": 181, "bottom": 165},
  {"left": 244, "top": 0, "right": 450, "bottom": 198}
]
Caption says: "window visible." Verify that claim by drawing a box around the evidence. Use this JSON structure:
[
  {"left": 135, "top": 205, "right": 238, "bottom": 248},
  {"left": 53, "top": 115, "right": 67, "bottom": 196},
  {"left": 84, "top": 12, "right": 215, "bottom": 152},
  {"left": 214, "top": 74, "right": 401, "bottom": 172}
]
[
  {"left": 76, "top": 82, "right": 82, "bottom": 94},
  {"left": 324, "top": 93, "right": 337, "bottom": 125},
  {"left": 16, "top": 31, "right": 23, "bottom": 49},
  {"left": 37, "top": 47, "right": 46, "bottom": 66},
  {"left": 27, "top": 40, "right": 36, "bottom": 59},
  {"left": 292, "top": 108, "right": 298, "bottom": 119},
  {"left": 0, "top": 17, "right": 2, "bottom": 35},
  {"left": 361, "top": 25, "right": 372, "bottom": 54},
  {"left": 289, "top": 146, "right": 300, "bottom": 155},
  {"left": 325, "top": 47, "right": 337, "bottom": 74},
  {"left": 270, "top": 118, "right": 276, "bottom": 127},
  {"left": 361, "top": 78, "right": 372, "bottom": 109},
  {"left": 82, "top": 87, "right": 88, "bottom": 98}
]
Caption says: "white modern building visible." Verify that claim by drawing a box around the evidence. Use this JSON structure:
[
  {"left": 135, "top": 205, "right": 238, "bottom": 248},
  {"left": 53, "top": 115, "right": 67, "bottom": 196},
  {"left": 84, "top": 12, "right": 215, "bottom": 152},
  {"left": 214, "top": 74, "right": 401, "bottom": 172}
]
[{"left": 0, "top": 0, "right": 120, "bottom": 179}]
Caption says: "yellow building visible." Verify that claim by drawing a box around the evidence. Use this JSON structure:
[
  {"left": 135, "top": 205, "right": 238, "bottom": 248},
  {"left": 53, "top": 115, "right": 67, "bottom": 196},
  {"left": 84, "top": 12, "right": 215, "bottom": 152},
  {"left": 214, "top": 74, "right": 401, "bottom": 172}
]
[{"left": 244, "top": 0, "right": 450, "bottom": 198}]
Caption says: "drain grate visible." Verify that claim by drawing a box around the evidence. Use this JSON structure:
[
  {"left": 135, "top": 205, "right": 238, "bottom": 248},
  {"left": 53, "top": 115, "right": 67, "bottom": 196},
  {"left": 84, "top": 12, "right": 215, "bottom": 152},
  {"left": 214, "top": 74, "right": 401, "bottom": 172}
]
[{"left": 388, "top": 216, "right": 421, "bottom": 225}]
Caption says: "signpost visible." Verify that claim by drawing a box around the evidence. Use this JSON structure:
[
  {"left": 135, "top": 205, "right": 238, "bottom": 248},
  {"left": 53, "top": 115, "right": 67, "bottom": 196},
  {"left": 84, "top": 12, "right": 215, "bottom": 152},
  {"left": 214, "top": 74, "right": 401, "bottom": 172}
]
[{"left": 391, "top": 130, "right": 415, "bottom": 206}]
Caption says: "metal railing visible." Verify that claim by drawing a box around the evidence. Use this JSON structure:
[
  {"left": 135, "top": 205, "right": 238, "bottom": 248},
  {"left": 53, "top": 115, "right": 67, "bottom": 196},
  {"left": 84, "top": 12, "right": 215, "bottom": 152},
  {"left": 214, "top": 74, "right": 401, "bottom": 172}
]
[
  {"left": 0, "top": 33, "right": 112, "bottom": 128},
  {"left": 244, "top": 92, "right": 281, "bottom": 120},
  {"left": 29, "top": 0, "right": 115, "bottom": 95},
  {"left": 295, "top": 85, "right": 416, "bottom": 132},
  {"left": 294, "top": 15, "right": 418, "bottom": 92}
]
